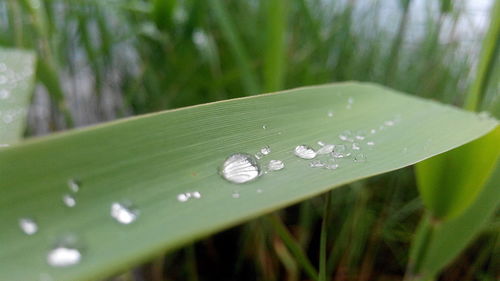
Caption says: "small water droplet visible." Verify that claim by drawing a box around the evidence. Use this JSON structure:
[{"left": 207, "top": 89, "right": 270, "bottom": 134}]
[
  {"left": 325, "top": 163, "right": 339, "bottom": 170},
  {"left": 47, "top": 246, "right": 81, "bottom": 267},
  {"left": 353, "top": 153, "right": 367, "bottom": 162},
  {"left": 317, "top": 144, "right": 334, "bottom": 154},
  {"left": 62, "top": 194, "right": 76, "bottom": 208},
  {"left": 352, "top": 143, "right": 361, "bottom": 150},
  {"left": 339, "top": 130, "right": 354, "bottom": 142},
  {"left": 0, "top": 89, "right": 9, "bottom": 99},
  {"left": 256, "top": 189, "right": 263, "bottom": 193},
  {"left": 0, "top": 75, "right": 7, "bottom": 84},
  {"left": 220, "top": 153, "right": 261, "bottom": 184},
  {"left": 262, "top": 125, "right": 267, "bottom": 130},
  {"left": 192, "top": 191, "right": 201, "bottom": 198},
  {"left": 268, "top": 160, "right": 285, "bottom": 171},
  {"left": 403, "top": 147, "right": 408, "bottom": 153},
  {"left": 255, "top": 152, "right": 263, "bottom": 160},
  {"left": 327, "top": 111, "right": 334, "bottom": 117},
  {"left": 310, "top": 160, "right": 325, "bottom": 168},
  {"left": 67, "top": 179, "right": 80, "bottom": 193},
  {"left": 317, "top": 141, "right": 326, "bottom": 146},
  {"left": 294, "top": 145, "right": 317, "bottom": 159},
  {"left": 232, "top": 192, "right": 240, "bottom": 199},
  {"left": 110, "top": 202, "right": 139, "bottom": 224},
  {"left": 355, "top": 131, "right": 366, "bottom": 140},
  {"left": 370, "top": 129, "right": 376, "bottom": 134},
  {"left": 19, "top": 217, "right": 38, "bottom": 235},
  {"left": 177, "top": 193, "right": 189, "bottom": 202},
  {"left": 366, "top": 141, "right": 375, "bottom": 146},
  {"left": 260, "top": 145, "right": 271, "bottom": 155},
  {"left": 384, "top": 120, "right": 395, "bottom": 127},
  {"left": 348, "top": 97, "right": 354, "bottom": 104}
]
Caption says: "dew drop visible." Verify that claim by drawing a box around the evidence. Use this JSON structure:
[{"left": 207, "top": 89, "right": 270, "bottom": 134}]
[
  {"left": 268, "top": 160, "right": 285, "bottom": 171},
  {"left": 370, "top": 129, "right": 376, "bottom": 134},
  {"left": 339, "top": 130, "right": 353, "bottom": 142},
  {"left": 327, "top": 111, "right": 334, "bottom": 117},
  {"left": 352, "top": 143, "right": 361, "bottom": 150},
  {"left": 317, "top": 141, "right": 326, "bottom": 146},
  {"left": 384, "top": 120, "right": 395, "bottom": 127},
  {"left": 256, "top": 189, "right": 263, "bottom": 193},
  {"left": 47, "top": 246, "right": 81, "bottom": 267},
  {"left": 67, "top": 179, "right": 80, "bottom": 193},
  {"left": 353, "top": 153, "right": 367, "bottom": 162},
  {"left": 0, "top": 89, "right": 9, "bottom": 99},
  {"left": 62, "top": 194, "right": 76, "bottom": 208},
  {"left": 177, "top": 193, "right": 189, "bottom": 202},
  {"left": 366, "top": 141, "right": 375, "bottom": 146},
  {"left": 220, "top": 153, "right": 261, "bottom": 184},
  {"left": 317, "top": 144, "right": 334, "bottom": 155},
  {"left": 192, "top": 191, "right": 201, "bottom": 199},
  {"left": 232, "top": 192, "right": 240, "bottom": 199},
  {"left": 262, "top": 124, "right": 267, "bottom": 130},
  {"left": 177, "top": 191, "right": 201, "bottom": 202},
  {"left": 325, "top": 163, "right": 339, "bottom": 170},
  {"left": 260, "top": 145, "right": 271, "bottom": 155},
  {"left": 19, "top": 217, "right": 38, "bottom": 235},
  {"left": 310, "top": 160, "right": 325, "bottom": 168},
  {"left": 110, "top": 202, "right": 139, "bottom": 224},
  {"left": 294, "top": 145, "right": 317, "bottom": 159}
]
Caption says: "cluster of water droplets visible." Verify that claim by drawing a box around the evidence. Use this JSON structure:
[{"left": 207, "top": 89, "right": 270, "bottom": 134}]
[{"left": 177, "top": 191, "right": 202, "bottom": 202}]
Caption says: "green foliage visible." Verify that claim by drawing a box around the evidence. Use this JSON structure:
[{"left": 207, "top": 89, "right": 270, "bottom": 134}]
[{"left": 0, "top": 83, "right": 496, "bottom": 281}]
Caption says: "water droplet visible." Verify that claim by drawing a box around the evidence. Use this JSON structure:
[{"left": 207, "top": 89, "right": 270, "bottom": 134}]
[
  {"left": 192, "top": 29, "right": 209, "bottom": 47},
  {"left": 0, "top": 75, "right": 7, "bottom": 84},
  {"left": 355, "top": 131, "right": 366, "bottom": 140},
  {"left": 220, "top": 153, "right": 261, "bottom": 184},
  {"left": 232, "top": 192, "right": 240, "bottom": 199},
  {"left": 260, "top": 145, "right": 271, "bottom": 155},
  {"left": 325, "top": 163, "right": 339, "bottom": 170},
  {"left": 47, "top": 246, "right": 81, "bottom": 267},
  {"left": 339, "top": 130, "right": 354, "bottom": 142},
  {"left": 256, "top": 189, "right": 263, "bottom": 193},
  {"left": 0, "top": 63, "right": 6, "bottom": 72},
  {"left": 366, "top": 141, "right": 375, "bottom": 146},
  {"left": 0, "top": 89, "right": 9, "bottom": 99},
  {"left": 3, "top": 113, "right": 14, "bottom": 124},
  {"left": 370, "top": 129, "right": 376, "bottom": 134},
  {"left": 384, "top": 120, "right": 395, "bottom": 127},
  {"left": 317, "top": 141, "right": 326, "bottom": 146},
  {"left": 352, "top": 143, "right": 361, "bottom": 150},
  {"left": 353, "top": 153, "right": 367, "bottom": 162},
  {"left": 348, "top": 97, "right": 354, "bottom": 104},
  {"left": 67, "top": 179, "right": 80, "bottom": 193},
  {"left": 310, "top": 160, "right": 325, "bottom": 168},
  {"left": 403, "top": 147, "right": 408, "bottom": 153},
  {"left": 19, "top": 218, "right": 38, "bottom": 235},
  {"left": 110, "top": 202, "right": 139, "bottom": 224},
  {"left": 192, "top": 191, "right": 201, "bottom": 198},
  {"left": 294, "top": 145, "right": 317, "bottom": 159},
  {"left": 255, "top": 152, "right": 263, "bottom": 160},
  {"left": 62, "top": 194, "right": 76, "bottom": 207},
  {"left": 268, "top": 160, "right": 285, "bottom": 171},
  {"left": 327, "top": 111, "right": 334, "bottom": 117},
  {"left": 177, "top": 193, "right": 189, "bottom": 202},
  {"left": 317, "top": 144, "right": 334, "bottom": 154},
  {"left": 262, "top": 124, "right": 267, "bottom": 130}
]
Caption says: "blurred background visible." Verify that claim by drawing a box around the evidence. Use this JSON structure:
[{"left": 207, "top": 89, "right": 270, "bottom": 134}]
[{"left": 0, "top": 0, "right": 498, "bottom": 280}]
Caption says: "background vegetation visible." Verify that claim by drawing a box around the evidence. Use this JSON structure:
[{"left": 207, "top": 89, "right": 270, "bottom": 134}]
[{"left": 0, "top": 0, "right": 498, "bottom": 280}]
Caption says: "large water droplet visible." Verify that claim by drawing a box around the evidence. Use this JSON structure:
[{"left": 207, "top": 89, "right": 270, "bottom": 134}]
[
  {"left": 294, "top": 145, "right": 316, "bottom": 159},
  {"left": 62, "top": 194, "right": 76, "bottom": 208},
  {"left": 67, "top": 179, "right": 80, "bottom": 193},
  {"left": 19, "top": 217, "right": 38, "bottom": 235},
  {"left": 220, "top": 153, "right": 261, "bottom": 184},
  {"left": 260, "top": 145, "right": 271, "bottom": 155},
  {"left": 268, "top": 160, "right": 285, "bottom": 171},
  {"left": 110, "top": 202, "right": 139, "bottom": 224},
  {"left": 47, "top": 246, "right": 81, "bottom": 267}
]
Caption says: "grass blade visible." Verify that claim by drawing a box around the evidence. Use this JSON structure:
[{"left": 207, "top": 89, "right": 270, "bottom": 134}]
[{"left": 0, "top": 82, "right": 496, "bottom": 281}]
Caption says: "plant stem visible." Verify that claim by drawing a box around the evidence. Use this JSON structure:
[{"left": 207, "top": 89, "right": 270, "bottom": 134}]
[
  {"left": 269, "top": 214, "right": 319, "bottom": 281},
  {"left": 319, "top": 192, "right": 332, "bottom": 281}
]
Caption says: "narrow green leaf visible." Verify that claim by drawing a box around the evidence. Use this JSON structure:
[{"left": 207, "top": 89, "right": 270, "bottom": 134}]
[
  {"left": 0, "top": 83, "right": 496, "bottom": 281},
  {"left": 0, "top": 47, "right": 36, "bottom": 145},
  {"left": 263, "top": 0, "right": 287, "bottom": 92}
]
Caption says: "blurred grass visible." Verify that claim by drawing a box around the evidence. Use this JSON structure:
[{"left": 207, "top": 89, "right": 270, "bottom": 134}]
[{"left": 0, "top": 0, "right": 498, "bottom": 280}]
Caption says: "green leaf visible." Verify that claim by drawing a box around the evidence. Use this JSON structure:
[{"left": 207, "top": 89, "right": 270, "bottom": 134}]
[
  {"left": 410, "top": 133, "right": 500, "bottom": 278},
  {"left": 0, "top": 83, "right": 496, "bottom": 281},
  {"left": 416, "top": 127, "right": 500, "bottom": 220},
  {"left": 0, "top": 47, "right": 36, "bottom": 145}
]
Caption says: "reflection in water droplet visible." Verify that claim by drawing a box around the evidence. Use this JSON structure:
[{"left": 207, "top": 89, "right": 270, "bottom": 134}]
[
  {"left": 0, "top": 89, "right": 9, "bottom": 99},
  {"left": 354, "top": 153, "right": 367, "bottom": 162},
  {"left": 110, "top": 202, "right": 139, "bottom": 224},
  {"left": 317, "top": 144, "right": 334, "bottom": 154},
  {"left": 19, "top": 218, "right": 38, "bottom": 235},
  {"left": 294, "top": 145, "right": 316, "bottom": 159},
  {"left": 68, "top": 179, "right": 80, "bottom": 192},
  {"left": 47, "top": 247, "right": 81, "bottom": 267},
  {"left": 221, "top": 153, "right": 261, "bottom": 184},
  {"left": 268, "top": 160, "right": 285, "bottom": 171},
  {"left": 62, "top": 194, "right": 76, "bottom": 207},
  {"left": 260, "top": 145, "right": 271, "bottom": 155}
]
